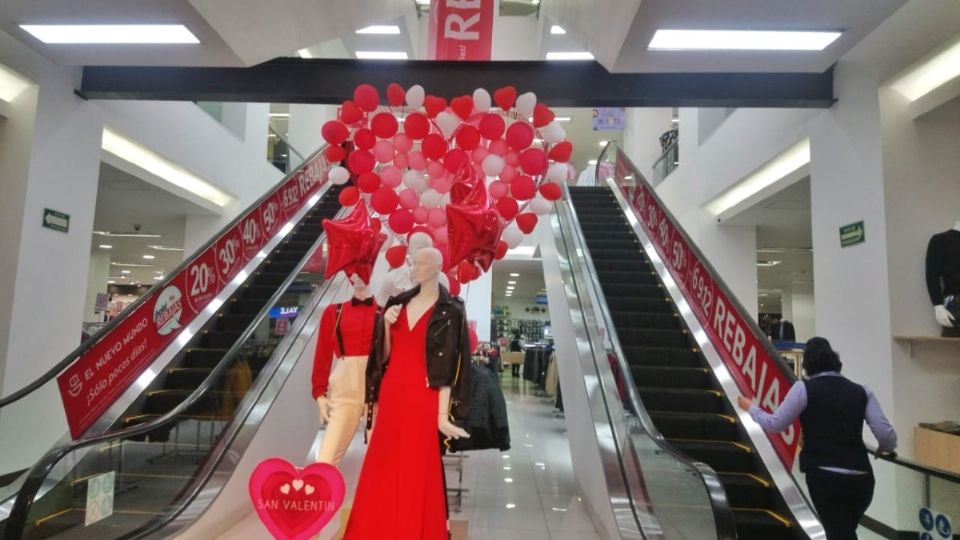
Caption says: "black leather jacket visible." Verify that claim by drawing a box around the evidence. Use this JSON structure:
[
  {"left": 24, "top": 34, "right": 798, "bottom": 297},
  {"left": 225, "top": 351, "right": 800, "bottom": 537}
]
[{"left": 365, "top": 284, "right": 471, "bottom": 422}]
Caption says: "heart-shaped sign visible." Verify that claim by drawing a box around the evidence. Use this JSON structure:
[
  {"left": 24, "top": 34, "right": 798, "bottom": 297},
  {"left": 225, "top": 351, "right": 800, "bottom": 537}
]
[{"left": 249, "top": 458, "right": 345, "bottom": 540}]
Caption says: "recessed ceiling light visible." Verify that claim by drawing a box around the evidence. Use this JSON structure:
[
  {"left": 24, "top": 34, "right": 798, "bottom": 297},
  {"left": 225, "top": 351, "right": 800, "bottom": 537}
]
[
  {"left": 153, "top": 276, "right": 163, "bottom": 280},
  {"left": 505, "top": 503, "right": 517, "bottom": 509},
  {"left": 102, "top": 126, "right": 233, "bottom": 208},
  {"left": 507, "top": 286, "right": 515, "bottom": 290},
  {"left": 704, "top": 138, "right": 810, "bottom": 215},
  {"left": 508, "top": 280, "right": 517, "bottom": 284},
  {"left": 509, "top": 273, "right": 520, "bottom": 277},
  {"left": 756, "top": 260, "right": 782, "bottom": 267},
  {"left": 416, "top": 0, "right": 430, "bottom": 4},
  {"left": 111, "top": 262, "right": 153, "bottom": 268},
  {"left": 98, "top": 244, "right": 112, "bottom": 249},
  {"left": 107, "top": 280, "right": 116, "bottom": 284},
  {"left": 648, "top": 29, "right": 841, "bottom": 51},
  {"left": 598, "top": 140, "right": 609, "bottom": 148},
  {"left": 356, "top": 51, "right": 409, "bottom": 60},
  {"left": 269, "top": 112, "right": 290, "bottom": 118},
  {"left": 554, "top": 116, "right": 572, "bottom": 123},
  {"left": 0, "top": 64, "right": 30, "bottom": 102},
  {"left": 148, "top": 245, "right": 184, "bottom": 252},
  {"left": 356, "top": 25, "right": 401, "bottom": 35},
  {"left": 19, "top": 24, "right": 200, "bottom": 45},
  {"left": 546, "top": 51, "right": 594, "bottom": 61},
  {"left": 890, "top": 38, "right": 960, "bottom": 102},
  {"left": 550, "top": 25, "right": 566, "bottom": 35},
  {"left": 671, "top": 118, "right": 680, "bottom": 124},
  {"left": 142, "top": 254, "right": 156, "bottom": 260},
  {"left": 94, "top": 231, "right": 162, "bottom": 238},
  {"left": 121, "top": 270, "right": 131, "bottom": 274},
  {"left": 588, "top": 159, "right": 597, "bottom": 165}
]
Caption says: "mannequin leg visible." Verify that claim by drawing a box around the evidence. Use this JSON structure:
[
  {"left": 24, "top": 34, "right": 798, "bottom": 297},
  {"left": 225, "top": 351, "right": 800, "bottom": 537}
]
[{"left": 316, "top": 357, "right": 367, "bottom": 465}]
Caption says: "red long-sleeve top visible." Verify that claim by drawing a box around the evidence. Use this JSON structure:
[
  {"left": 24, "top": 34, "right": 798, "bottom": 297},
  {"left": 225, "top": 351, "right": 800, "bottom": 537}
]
[{"left": 311, "top": 299, "right": 379, "bottom": 399}]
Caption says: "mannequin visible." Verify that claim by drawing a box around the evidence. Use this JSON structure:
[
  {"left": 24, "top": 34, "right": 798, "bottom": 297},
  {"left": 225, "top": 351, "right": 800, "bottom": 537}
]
[
  {"left": 311, "top": 273, "right": 379, "bottom": 464},
  {"left": 925, "top": 222, "right": 960, "bottom": 337}
]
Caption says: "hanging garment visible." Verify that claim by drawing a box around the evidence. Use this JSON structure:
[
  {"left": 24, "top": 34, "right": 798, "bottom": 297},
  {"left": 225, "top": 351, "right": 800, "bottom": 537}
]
[{"left": 446, "top": 363, "right": 510, "bottom": 452}]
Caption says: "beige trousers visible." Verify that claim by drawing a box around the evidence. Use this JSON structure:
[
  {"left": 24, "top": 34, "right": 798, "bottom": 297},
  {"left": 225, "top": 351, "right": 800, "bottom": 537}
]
[{"left": 316, "top": 355, "right": 367, "bottom": 465}]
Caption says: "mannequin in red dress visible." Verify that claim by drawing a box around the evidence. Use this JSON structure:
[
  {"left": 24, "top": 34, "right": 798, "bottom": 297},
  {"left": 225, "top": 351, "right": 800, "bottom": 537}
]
[{"left": 344, "top": 248, "right": 470, "bottom": 539}]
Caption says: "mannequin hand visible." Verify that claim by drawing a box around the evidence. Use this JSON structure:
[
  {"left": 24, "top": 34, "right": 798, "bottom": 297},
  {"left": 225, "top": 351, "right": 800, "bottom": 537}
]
[
  {"left": 736, "top": 396, "right": 753, "bottom": 412},
  {"left": 439, "top": 415, "right": 470, "bottom": 439},
  {"left": 935, "top": 305, "right": 955, "bottom": 327},
  {"left": 316, "top": 396, "right": 331, "bottom": 424},
  {"left": 384, "top": 305, "right": 401, "bottom": 325}
]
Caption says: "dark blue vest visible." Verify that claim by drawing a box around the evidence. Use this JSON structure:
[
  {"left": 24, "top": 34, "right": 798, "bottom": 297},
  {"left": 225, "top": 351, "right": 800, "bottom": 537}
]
[{"left": 798, "top": 376, "right": 871, "bottom": 473}]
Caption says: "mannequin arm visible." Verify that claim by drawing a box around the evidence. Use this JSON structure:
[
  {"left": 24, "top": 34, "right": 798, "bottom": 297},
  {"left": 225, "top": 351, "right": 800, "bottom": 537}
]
[
  {"left": 383, "top": 305, "right": 401, "bottom": 358},
  {"left": 438, "top": 386, "right": 469, "bottom": 439},
  {"left": 935, "top": 304, "right": 955, "bottom": 327}
]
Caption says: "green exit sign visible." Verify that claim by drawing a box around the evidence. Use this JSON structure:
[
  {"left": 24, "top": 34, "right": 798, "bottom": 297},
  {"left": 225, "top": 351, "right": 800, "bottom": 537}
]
[
  {"left": 42, "top": 208, "right": 70, "bottom": 233},
  {"left": 839, "top": 221, "right": 865, "bottom": 248}
]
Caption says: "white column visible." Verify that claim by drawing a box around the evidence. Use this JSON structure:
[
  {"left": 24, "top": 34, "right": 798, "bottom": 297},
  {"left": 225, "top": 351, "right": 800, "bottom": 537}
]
[
  {"left": 461, "top": 269, "right": 492, "bottom": 342},
  {"left": 787, "top": 282, "right": 814, "bottom": 342},
  {"left": 84, "top": 249, "right": 112, "bottom": 322},
  {"left": 287, "top": 104, "right": 336, "bottom": 159}
]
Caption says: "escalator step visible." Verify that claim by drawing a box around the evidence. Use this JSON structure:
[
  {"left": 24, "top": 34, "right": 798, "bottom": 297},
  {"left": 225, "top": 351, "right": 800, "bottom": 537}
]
[
  {"left": 649, "top": 411, "right": 739, "bottom": 440},
  {"left": 182, "top": 348, "right": 228, "bottom": 369},
  {"left": 586, "top": 238, "right": 638, "bottom": 251},
  {"left": 260, "top": 260, "right": 298, "bottom": 275},
  {"left": 241, "top": 284, "right": 280, "bottom": 299},
  {"left": 669, "top": 439, "right": 755, "bottom": 473},
  {"left": 163, "top": 367, "right": 213, "bottom": 390},
  {"left": 200, "top": 330, "right": 244, "bottom": 349},
  {"left": 630, "top": 365, "right": 711, "bottom": 388},
  {"left": 718, "top": 473, "right": 774, "bottom": 509},
  {"left": 595, "top": 265, "right": 655, "bottom": 282},
  {"left": 142, "top": 390, "right": 221, "bottom": 416},
  {"left": 606, "top": 295, "right": 672, "bottom": 312},
  {"left": 622, "top": 345, "right": 701, "bottom": 367},
  {"left": 616, "top": 328, "right": 691, "bottom": 348},
  {"left": 731, "top": 509, "right": 794, "bottom": 540},
  {"left": 268, "top": 250, "right": 305, "bottom": 263},
  {"left": 600, "top": 271, "right": 659, "bottom": 286},
  {"left": 602, "top": 283, "right": 668, "bottom": 300},
  {"left": 638, "top": 387, "right": 724, "bottom": 413},
  {"left": 610, "top": 311, "right": 680, "bottom": 329},
  {"left": 215, "top": 313, "right": 255, "bottom": 332},
  {"left": 229, "top": 297, "right": 269, "bottom": 315}
]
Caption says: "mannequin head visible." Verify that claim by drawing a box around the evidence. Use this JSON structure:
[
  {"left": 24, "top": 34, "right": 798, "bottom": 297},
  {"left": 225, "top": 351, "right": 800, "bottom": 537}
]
[
  {"left": 349, "top": 273, "right": 371, "bottom": 299},
  {"left": 411, "top": 247, "right": 442, "bottom": 286}
]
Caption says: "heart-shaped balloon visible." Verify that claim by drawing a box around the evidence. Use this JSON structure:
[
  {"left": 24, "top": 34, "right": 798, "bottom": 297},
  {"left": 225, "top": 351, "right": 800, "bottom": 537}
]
[
  {"left": 436, "top": 111, "right": 461, "bottom": 139},
  {"left": 248, "top": 458, "right": 345, "bottom": 540},
  {"left": 532, "top": 103, "right": 555, "bottom": 128},
  {"left": 515, "top": 92, "right": 537, "bottom": 117},
  {"left": 451, "top": 96, "right": 474, "bottom": 120},
  {"left": 548, "top": 140, "right": 573, "bottom": 162},
  {"left": 493, "top": 86, "right": 518, "bottom": 111},
  {"left": 385, "top": 245, "right": 408, "bottom": 268},
  {"left": 423, "top": 95, "right": 447, "bottom": 118},
  {"left": 516, "top": 213, "right": 538, "bottom": 234},
  {"left": 406, "top": 85, "right": 426, "bottom": 109},
  {"left": 386, "top": 83, "right": 406, "bottom": 107},
  {"left": 473, "top": 88, "right": 492, "bottom": 112}
]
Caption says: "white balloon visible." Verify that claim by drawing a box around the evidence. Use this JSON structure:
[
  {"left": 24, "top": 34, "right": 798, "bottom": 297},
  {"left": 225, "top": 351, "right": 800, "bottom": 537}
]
[
  {"left": 473, "top": 88, "right": 491, "bottom": 112},
  {"left": 405, "top": 84, "right": 425, "bottom": 109},
  {"left": 547, "top": 163, "right": 567, "bottom": 184},
  {"left": 516, "top": 92, "right": 537, "bottom": 118},
  {"left": 421, "top": 188, "right": 442, "bottom": 208},
  {"left": 436, "top": 111, "right": 461, "bottom": 139},
  {"left": 503, "top": 226, "right": 523, "bottom": 249},
  {"left": 482, "top": 154, "right": 505, "bottom": 177},
  {"left": 530, "top": 194, "right": 552, "bottom": 215},
  {"left": 403, "top": 170, "right": 427, "bottom": 191},
  {"left": 329, "top": 166, "right": 350, "bottom": 185},
  {"left": 408, "top": 231, "right": 434, "bottom": 253},
  {"left": 543, "top": 121, "right": 566, "bottom": 144}
]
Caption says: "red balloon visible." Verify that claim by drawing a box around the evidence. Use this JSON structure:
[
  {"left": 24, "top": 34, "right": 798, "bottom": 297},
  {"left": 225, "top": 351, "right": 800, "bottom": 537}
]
[
  {"left": 468, "top": 326, "right": 479, "bottom": 354},
  {"left": 444, "top": 149, "right": 469, "bottom": 174},
  {"left": 354, "top": 84, "right": 380, "bottom": 112},
  {"left": 388, "top": 210, "right": 415, "bottom": 235},
  {"left": 404, "top": 113, "right": 430, "bottom": 140},
  {"left": 496, "top": 197, "right": 519, "bottom": 221},
  {"left": 322, "top": 204, "right": 386, "bottom": 284},
  {"left": 348, "top": 150, "right": 376, "bottom": 174},
  {"left": 423, "top": 95, "right": 447, "bottom": 118},
  {"left": 455, "top": 125, "right": 481, "bottom": 150},
  {"left": 548, "top": 141, "right": 573, "bottom": 162},
  {"left": 325, "top": 145, "right": 346, "bottom": 163},
  {"left": 357, "top": 171, "right": 381, "bottom": 193},
  {"left": 386, "top": 83, "right": 406, "bottom": 107},
  {"left": 447, "top": 276, "right": 461, "bottom": 296},
  {"left": 445, "top": 203, "right": 504, "bottom": 272},
  {"left": 505, "top": 122, "right": 535, "bottom": 150},
  {"left": 533, "top": 103, "right": 555, "bottom": 128},
  {"left": 457, "top": 261, "right": 481, "bottom": 283},
  {"left": 340, "top": 100, "right": 364, "bottom": 124},
  {"left": 321, "top": 121, "right": 348, "bottom": 145},
  {"left": 478, "top": 114, "right": 506, "bottom": 140},
  {"left": 371, "top": 187, "right": 399, "bottom": 214},
  {"left": 520, "top": 148, "right": 548, "bottom": 175},
  {"left": 371, "top": 113, "right": 399, "bottom": 139},
  {"left": 451, "top": 96, "right": 474, "bottom": 120},
  {"left": 354, "top": 128, "right": 376, "bottom": 150},
  {"left": 516, "top": 213, "right": 538, "bottom": 234},
  {"left": 494, "top": 240, "right": 508, "bottom": 260},
  {"left": 511, "top": 176, "right": 537, "bottom": 200},
  {"left": 488, "top": 139, "right": 509, "bottom": 157},
  {"left": 338, "top": 186, "right": 360, "bottom": 206},
  {"left": 386, "top": 245, "right": 408, "bottom": 268},
  {"left": 539, "top": 182, "right": 562, "bottom": 201},
  {"left": 493, "top": 86, "right": 518, "bottom": 111},
  {"left": 421, "top": 133, "right": 448, "bottom": 161}
]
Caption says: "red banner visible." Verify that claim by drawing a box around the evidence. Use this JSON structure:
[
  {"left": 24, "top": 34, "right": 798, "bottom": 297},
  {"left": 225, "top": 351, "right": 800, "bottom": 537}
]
[
  {"left": 428, "top": 0, "right": 495, "bottom": 61},
  {"left": 58, "top": 151, "right": 330, "bottom": 439},
  {"left": 612, "top": 149, "right": 800, "bottom": 469}
]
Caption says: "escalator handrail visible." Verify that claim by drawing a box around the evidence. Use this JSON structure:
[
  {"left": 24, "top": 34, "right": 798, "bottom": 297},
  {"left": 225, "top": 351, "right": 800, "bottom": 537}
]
[
  {"left": 561, "top": 182, "right": 739, "bottom": 540},
  {"left": 866, "top": 444, "right": 960, "bottom": 483},
  {"left": 2, "top": 182, "right": 338, "bottom": 540},
  {"left": 0, "top": 144, "right": 329, "bottom": 410}
]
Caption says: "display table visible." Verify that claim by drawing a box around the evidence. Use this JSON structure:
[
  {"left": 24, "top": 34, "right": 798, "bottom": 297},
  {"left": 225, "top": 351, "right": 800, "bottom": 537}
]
[
  {"left": 501, "top": 351, "right": 524, "bottom": 366},
  {"left": 915, "top": 426, "right": 960, "bottom": 474}
]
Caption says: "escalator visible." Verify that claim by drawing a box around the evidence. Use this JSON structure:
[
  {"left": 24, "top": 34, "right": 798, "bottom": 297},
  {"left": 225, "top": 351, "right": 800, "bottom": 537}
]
[{"left": 568, "top": 186, "right": 800, "bottom": 540}]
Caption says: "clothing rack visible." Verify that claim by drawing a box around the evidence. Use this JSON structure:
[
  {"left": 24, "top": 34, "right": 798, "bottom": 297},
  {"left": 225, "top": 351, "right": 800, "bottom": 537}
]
[{"left": 443, "top": 453, "right": 468, "bottom": 513}]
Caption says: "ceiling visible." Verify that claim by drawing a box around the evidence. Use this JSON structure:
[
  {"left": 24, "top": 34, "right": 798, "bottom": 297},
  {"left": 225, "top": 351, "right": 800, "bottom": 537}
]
[
  {"left": 490, "top": 258, "right": 546, "bottom": 303},
  {"left": 1, "top": 0, "right": 908, "bottom": 72}
]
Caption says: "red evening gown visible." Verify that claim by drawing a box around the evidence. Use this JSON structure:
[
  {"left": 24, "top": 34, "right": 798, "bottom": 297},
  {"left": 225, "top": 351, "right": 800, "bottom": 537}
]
[{"left": 343, "top": 304, "right": 448, "bottom": 539}]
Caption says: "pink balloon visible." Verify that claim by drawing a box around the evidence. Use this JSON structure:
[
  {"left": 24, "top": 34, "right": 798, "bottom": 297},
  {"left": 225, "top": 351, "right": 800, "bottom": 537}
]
[
  {"left": 432, "top": 176, "right": 453, "bottom": 194},
  {"left": 489, "top": 139, "right": 509, "bottom": 157},
  {"left": 394, "top": 153, "right": 409, "bottom": 169},
  {"left": 489, "top": 180, "right": 509, "bottom": 199},
  {"left": 471, "top": 146, "right": 490, "bottom": 164},
  {"left": 409, "top": 151, "right": 427, "bottom": 171},
  {"left": 374, "top": 140, "right": 395, "bottom": 163},
  {"left": 380, "top": 165, "right": 403, "bottom": 188},
  {"left": 505, "top": 151, "right": 520, "bottom": 167},
  {"left": 393, "top": 133, "right": 413, "bottom": 153},
  {"left": 500, "top": 165, "right": 517, "bottom": 183},
  {"left": 413, "top": 206, "right": 429, "bottom": 224},
  {"left": 428, "top": 208, "right": 447, "bottom": 228},
  {"left": 432, "top": 226, "right": 449, "bottom": 245},
  {"left": 427, "top": 160, "right": 445, "bottom": 179},
  {"left": 399, "top": 188, "right": 420, "bottom": 209}
]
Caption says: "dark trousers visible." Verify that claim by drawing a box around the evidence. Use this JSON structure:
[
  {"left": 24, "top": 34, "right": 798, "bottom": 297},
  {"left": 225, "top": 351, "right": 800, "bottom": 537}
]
[{"left": 806, "top": 469, "right": 875, "bottom": 540}]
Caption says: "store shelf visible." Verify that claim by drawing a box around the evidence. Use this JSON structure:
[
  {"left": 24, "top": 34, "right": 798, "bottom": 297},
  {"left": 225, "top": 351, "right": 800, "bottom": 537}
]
[{"left": 894, "top": 335, "right": 960, "bottom": 357}]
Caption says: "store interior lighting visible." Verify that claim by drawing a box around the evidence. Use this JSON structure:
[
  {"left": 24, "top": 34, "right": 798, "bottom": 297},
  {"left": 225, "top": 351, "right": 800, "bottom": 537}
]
[
  {"left": 19, "top": 24, "right": 199, "bottom": 44},
  {"left": 0, "top": 64, "right": 30, "bottom": 103},
  {"left": 297, "top": 48, "right": 313, "bottom": 59},
  {"left": 648, "top": 29, "right": 841, "bottom": 51},
  {"left": 550, "top": 25, "right": 566, "bottom": 35},
  {"left": 356, "top": 25, "right": 401, "bottom": 35},
  {"left": 890, "top": 38, "right": 960, "bottom": 102},
  {"left": 142, "top": 254, "right": 156, "bottom": 260},
  {"left": 356, "top": 51, "right": 409, "bottom": 60},
  {"left": 546, "top": 51, "right": 594, "bottom": 61},
  {"left": 704, "top": 138, "right": 810, "bottom": 216},
  {"left": 98, "top": 244, "right": 112, "bottom": 249}
]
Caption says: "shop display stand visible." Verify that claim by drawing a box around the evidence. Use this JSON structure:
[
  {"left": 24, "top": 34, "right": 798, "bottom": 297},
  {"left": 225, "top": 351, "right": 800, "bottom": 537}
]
[
  {"left": 893, "top": 335, "right": 960, "bottom": 357},
  {"left": 444, "top": 453, "right": 468, "bottom": 513}
]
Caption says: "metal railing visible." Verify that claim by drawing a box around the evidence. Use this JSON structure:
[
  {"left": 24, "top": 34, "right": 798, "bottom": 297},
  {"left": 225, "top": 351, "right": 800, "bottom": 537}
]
[{"left": 651, "top": 140, "right": 679, "bottom": 186}]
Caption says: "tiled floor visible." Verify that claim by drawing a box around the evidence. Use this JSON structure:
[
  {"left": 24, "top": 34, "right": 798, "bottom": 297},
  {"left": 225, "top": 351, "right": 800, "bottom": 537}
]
[{"left": 215, "top": 371, "right": 602, "bottom": 540}]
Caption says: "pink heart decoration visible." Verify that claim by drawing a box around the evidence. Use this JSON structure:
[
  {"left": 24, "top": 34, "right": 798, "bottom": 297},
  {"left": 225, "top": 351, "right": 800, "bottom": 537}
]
[{"left": 249, "top": 458, "right": 345, "bottom": 540}]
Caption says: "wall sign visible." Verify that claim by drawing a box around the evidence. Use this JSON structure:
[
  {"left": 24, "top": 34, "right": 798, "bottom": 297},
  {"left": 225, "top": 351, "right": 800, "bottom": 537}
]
[
  {"left": 613, "top": 149, "right": 800, "bottom": 469},
  {"left": 84, "top": 471, "right": 115, "bottom": 526},
  {"left": 920, "top": 507, "right": 953, "bottom": 540},
  {"left": 57, "top": 150, "right": 330, "bottom": 439},
  {"left": 249, "top": 458, "right": 345, "bottom": 540},
  {"left": 592, "top": 108, "right": 626, "bottom": 131},
  {"left": 839, "top": 220, "right": 865, "bottom": 248},
  {"left": 42, "top": 208, "right": 70, "bottom": 233},
  {"left": 427, "top": 0, "right": 495, "bottom": 61}
]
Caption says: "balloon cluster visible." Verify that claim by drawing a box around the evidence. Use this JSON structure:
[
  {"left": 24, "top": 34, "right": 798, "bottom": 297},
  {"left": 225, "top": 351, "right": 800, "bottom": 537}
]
[{"left": 322, "top": 83, "right": 573, "bottom": 290}]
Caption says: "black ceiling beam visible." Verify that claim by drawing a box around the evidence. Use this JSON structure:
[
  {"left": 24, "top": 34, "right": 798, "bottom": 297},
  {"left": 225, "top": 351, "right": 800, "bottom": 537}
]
[{"left": 79, "top": 58, "right": 835, "bottom": 108}]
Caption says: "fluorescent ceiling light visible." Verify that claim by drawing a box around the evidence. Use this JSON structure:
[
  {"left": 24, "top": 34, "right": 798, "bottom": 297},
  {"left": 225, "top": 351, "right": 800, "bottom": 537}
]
[
  {"left": 107, "top": 280, "right": 116, "bottom": 284},
  {"left": 121, "top": 270, "right": 131, "bottom": 274},
  {"left": 98, "top": 244, "right": 113, "bottom": 249},
  {"left": 508, "top": 280, "right": 517, "bottom": 284},
  {"left": 550, "top": 25, "right": 566, "bottom": 35},
  {"left": 356, "top": 51, "right": 408, "bottom": 60},
  {"left": 756, "top": 260, "right": 782, "bottom": 267},
  {"left": 94, "top": 231, "right": 162, "bottom": 238},
  {"left": 102, "top": 126, "right": 233, "bottom": 208},
  {"left": 890, "top": 39, "right": 960, "bottom": 102},
  {"left": 598, "top": 141, "right": 609, "bottom": 148},
  {"left": 587, "top": 159, "right": 597, "bottom": 165},
  {"left": 269, "top": 112, "right": 290, "bottom": 118},
  {"left": 554, "top": 116, "right": 572, "bottom": 123},
  {"left": 142, "top": 254, "right": 156, "bottom": 260},
  {"left": 416, "top": 0, "right": 430, "bottom": 4},
  {"left": 704, "top": 138, "right": 810, "bottom": 215},
  {"left": 20, "top": 24, "right": 199, "bottom": 44},
  {"left": 671, "top": 118, "right": 679, "bottom": 124},
  {"left": 546, "top": 51, "right": 594, "bottom": 61},
  {"left": 111, "top": 262, "right": 153, "bottom": 268},
  {"left": 297, "top": 48, "right": 314, "bottom": 59},
  {"left": 148, "top": 245, "right": 184, "bottom": 251},
  {"left": 648, "top": 29, "right": 841, "bottom": 51},
  {"left": 509, "top": 273, "right": 520, "bottom": 277},
  {"left": 0, "top": 64, "right": 30, "bottom": 102},
  {"left": 153, "top": 276, "right": 163, "bottom": 280},
  {"left": 356, "top": 25, "right": 401, "bottom": 35}
]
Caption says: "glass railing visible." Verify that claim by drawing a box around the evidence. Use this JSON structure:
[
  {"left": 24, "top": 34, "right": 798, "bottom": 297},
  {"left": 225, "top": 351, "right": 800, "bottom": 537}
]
[
  {"left": 267, "top": 126, "right": 307, "bottom": 174},
  {"left": 1, "top": 205, "right": 345, "bottom": 540},
  {"left": 651, "top": 141, "right": 679, "bottom": 186},
  {"left": 867, "top": 448, "right": 960, "bottom": 537},
  {"left": 551, "top": 186, "right": 736, "bottom": 539}
]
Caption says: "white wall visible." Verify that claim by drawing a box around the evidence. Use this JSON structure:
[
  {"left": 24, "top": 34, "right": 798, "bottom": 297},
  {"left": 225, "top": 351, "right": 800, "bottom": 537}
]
[
  {"left": 461, "top": 269, "right": 493, "bottom": 342},
  {"left": 786, "top": 282, "right": 815, "bottom": 342},
  {"left": 287, "top": 104, "right": 336, "bottom": 161},
  {"left": 622, "top": 108, "right": 673, "bottom": 183},
  {"left": 83, "top": 250, "right": 111, "bottom": 322}
]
